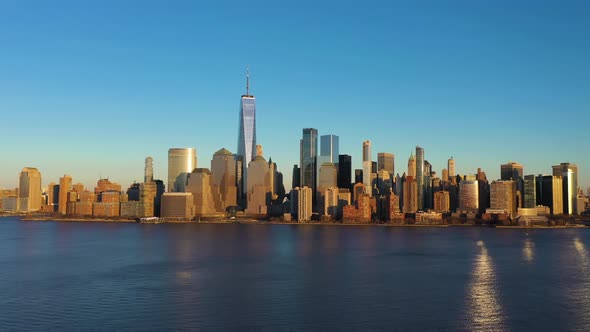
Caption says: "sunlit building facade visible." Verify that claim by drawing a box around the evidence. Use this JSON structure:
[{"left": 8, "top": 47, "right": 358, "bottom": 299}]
[
  {"left": 168, "top": 148, "right": 197, "bottom": 193},
  {"left": 459, "top": 180, "right": 479, "bottom": 213}
]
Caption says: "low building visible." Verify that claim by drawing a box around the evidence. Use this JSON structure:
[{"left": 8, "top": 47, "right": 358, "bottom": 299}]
[
  {"left": 120, "top": 201, "right": 140, "bottom": 218},
  {"left": 161, "top": 193, "right": 194, "bottom": 220}
]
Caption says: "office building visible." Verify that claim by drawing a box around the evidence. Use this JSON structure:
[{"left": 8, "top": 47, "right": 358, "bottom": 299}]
[
  {"left": 501, "top": 162, "right": 524, "bottom": 181},
  {"left": 448, "top": 157, "right": 455, "bottom": 178},
  {"left": 354, "top": 169, "right": 363, "bottom": 185},
  {"left": 58, "top": 175, "right": 72, "bottom": 215},
  {"left": 161, "top": 193, "right": 195, "bottom": 220},
  {"left": 319, "top": 134, "right": 339, "bottom": 168},
  {"left": 338, "top": 154, "right": 352, "bottom": 189},
  {"left": 403, "top": 176, "right": 418, "bottom": 213},
  {"left": 523, "top": 175, "right": 536, "bottom": 208},
  {"left": 18, "top": 167, "right": 42, "bottom": 212},
  {"left": 459, "top": 180, "right": 479, "bottom": 213},
  {"left": 185, "top": 168, "right": 216, "bottom": 215},
  {"left": 292, "top": 164, "right": 301, "bottom": 189},
  {"left": 552, "top": 163, "right": 578, "bottom": 214},
  {"left": 442, "top": 169, "right": 449, "bottom": 182},
  {"left": 434, "top": 191, "right": 450, "bottom": 213},
  {"left": 490, "top": 180, "right": 517, "bottom": 217},
  {"left": 416, "top": 146, "right": 425, "bottom": 210},
  {"left": 378, "top": 152, "right": 394, "bottom": 176},
  {"left": 211, "top": 148, "right": 238, "bottom": 211},
  {"left": 407, "top": 152, "right": 416, "bottom": 178},
  {"left": 300, "top": 128, "right": 318, "bottom": 201},
  {"left": 237, "top": 68, "right": 257, "bottom": 195},
  {"left": 291, "top": 186, "right": 312, "bottom": 222},
  {"left": 168, "top": 148, "right": 197, "bottom": 193},
  {"left": 246, "top": 147, "right": 271, "bottom": 215}
]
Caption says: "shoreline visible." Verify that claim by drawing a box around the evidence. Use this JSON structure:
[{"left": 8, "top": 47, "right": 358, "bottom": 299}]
[{"left": 13, "top": 216, "right": 589, "bottom": 229}]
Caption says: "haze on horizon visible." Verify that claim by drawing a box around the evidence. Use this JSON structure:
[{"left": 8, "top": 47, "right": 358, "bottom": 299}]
[{"left": 0, "top": 1, "right": 588, "bottom": 191}]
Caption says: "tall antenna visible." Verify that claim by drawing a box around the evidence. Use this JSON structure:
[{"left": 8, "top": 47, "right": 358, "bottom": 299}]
[{"left": 246, "top": 65, "right": 250, "bottom": 96}]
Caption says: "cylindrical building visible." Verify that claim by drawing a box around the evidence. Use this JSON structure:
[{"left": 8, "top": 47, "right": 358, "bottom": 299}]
[{"left": 168, "top": 148, "right": 197, "bottom": 192}]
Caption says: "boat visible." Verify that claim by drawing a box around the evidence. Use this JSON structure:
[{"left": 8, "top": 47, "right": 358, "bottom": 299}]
[{"left": 137, "top": 217, "right": 162, "bottom": 224}]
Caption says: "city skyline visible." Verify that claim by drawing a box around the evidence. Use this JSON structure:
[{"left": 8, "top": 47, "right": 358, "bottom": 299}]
[{"left": 1, "top": 1, "right": 589, "bottom": 190}]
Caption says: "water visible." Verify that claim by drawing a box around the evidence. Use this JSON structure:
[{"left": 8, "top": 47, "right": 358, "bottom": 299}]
[{"left": 0, "top": 217, "right": 589, "bottom": 331}]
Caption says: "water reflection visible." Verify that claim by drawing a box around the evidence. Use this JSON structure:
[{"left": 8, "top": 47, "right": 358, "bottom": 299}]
[
  {"left": 522, "top": 238, "right": 534, "bottom": 263},
  {"left": 466, "top": 240, "right": 506, "bottom": 331},
  {"left": 572, "top": 238, "right": 590, "bottom": 329}
]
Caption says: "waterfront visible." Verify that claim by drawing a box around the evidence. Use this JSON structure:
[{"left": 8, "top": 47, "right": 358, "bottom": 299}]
[{"left": 1, "top": 217, "right": 589, "bottom": 331}]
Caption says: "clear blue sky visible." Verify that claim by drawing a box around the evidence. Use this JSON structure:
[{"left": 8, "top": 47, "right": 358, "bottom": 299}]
[{"left": 1, "top": 0, "right": 589, "bottom": 192}]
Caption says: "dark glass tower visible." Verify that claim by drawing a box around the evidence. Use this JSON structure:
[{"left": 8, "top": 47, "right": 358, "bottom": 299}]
[
  {"left": 338, "top": 154, "right": 352, "bottom": 189},
  {"left": 300, "top": 128, "right": 318, "bottom": 196},
  {"left": 237, "top": 68, "right": 256, "bottom": 195},
  {"left": 416, "top": 146, "right": 425, "bottom": 210}
]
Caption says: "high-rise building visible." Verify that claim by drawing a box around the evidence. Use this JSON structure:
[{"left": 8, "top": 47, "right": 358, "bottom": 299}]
[
  {"left": 354, "top": 169, "right": 363, "bottom": 185},
  {"left": 168, "top": 148, "right": 197, "bottom": 193},
  {"left": 524, "top": 174, "right": 536, "bottom": 208},
  {"left": 378, "top": 152, "right": 394, "bottom": 176},
  {"left": 490, "top": 180, "right": 517, "bottom": 217},
  {"left": 501, "top": 162, "right": 524, "bottom": 181},
  {"left": 211, "top": 148, "right": 238, "bottom": 211},
  {"left": 362, "top": 161, "right": 372, "bottom": 197},
  {"left": 18, "top": 167, "right": 42, "bottom": 212},
  {"left": 448, "top": 157, "right": 455, "bottom": 178},
  {"left": 376, "top": 169, "right": 392, "bottom": 195},
  {"left": 442, "top": 169, "right": 449, "bottom": 182},
  {"left": 459, "top": 180, "right": 479, "bottom": 213},
  {"left": 300, "top": 128, "right": 318, "bottom": 201},
  {"left": 552, "top": 163, "right": 578, "bottom": 214},
  {"left": 47, "top": 182, "right": 59, "bottom": 212},
  {"left": 338, "top": 154, "right": 352, "bottom": 189},
  {"left": 415, "top": 146, "right": 425, "bottom": 210},
  {"left": 246, "top": 150, "right": 271, "bottom": 215},
  {"left": 237, "top": 67, "right": 257, "bottom": 195},
  {"left": 403, "top": 176, "right": 418, "bottom": 213},
  {"left": 320, "top": 135, "right": 339, "bottom": 167},
  {"left": 434, "top": 191, "right": 450, "bottom": 213},
  {"left": 292, "top": 164, "right": 301, "bottom": 189},
  {"left": 362, "top": 140, "right": 371, "bottom": 162},
  {"left": 144, "top": 157, "right": 154, "bottom": 183},
  {"left": 186, "top": 168, "right": 216, "bottom": 215},
  {"left": 58, "top": 175, "right": 72, "bottom": 215},
  {"left": 537, "top": 175, "right": 563, "bottom": 215},
  {"left": 318, "top": 163, "right": 338, "bottom": 192},
  {"left": 407, "top": 152, "right": 416, "bottom": 178},
  {"left": 291, "top": 186, "right": 312, "bottom": 222}
]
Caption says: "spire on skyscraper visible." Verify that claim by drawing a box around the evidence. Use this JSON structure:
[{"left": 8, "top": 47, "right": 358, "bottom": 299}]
[{"left": 246, "top": 65, "right": 250, "bottom": 96}]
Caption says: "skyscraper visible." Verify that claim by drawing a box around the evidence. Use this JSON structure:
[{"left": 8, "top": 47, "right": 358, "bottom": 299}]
[
  {"left": 320, "top": 135, "right": 339, "bottom": 167},
  {"left": 378, "top": 152, "right": 394, "bottom": 176},
  {"left": 211, "top": 148, "right": 238, "bottom": 211},
  {"left": 523, "top": 174, "right": 536, "bottom": 208},
  {"left": 58, "top": 175, "right": 72, "bottom": 215},
  {"left": 500, "top": 162, "right": 524, "bottom": 181},
  {"left": 237, "top": 67, "right": 257, "bottom": 195},
  {"left": 490, "top": 180, "right": 517, "bottom": 217},
  {"left": 415, "top": 146, "right": 425, "bottom": 210},
  {"left": 448, "top": 157, "right": 455, "bottom": 178},
  {"left": 407, "top": 152, "right": 416, "bottom": 178},
  {"left": 459, "top": 180, "right": 479, "bottom": 213},
  {"left": 338, "top": 154, "right": 352, "bottom": 189},
  {"left": 300, "top": 128, "right": 318, "bottom": 201},
  {"left": 362, "top": 140, "right": 371, "bottom": 162},
  {"left": 168, "top": 148, "right": 197, "bottom": 192},
  {"left": 552, "top": 163, "right": 578, "bottom": 214},
  {"left": 292, "top": 164, "right": 301, "bottom": 189},
  {"left": 144, "top": 157, "right": 154, "bottom": 183},
  {"left": 18, "top": 167, "right": 42, "bottom": 212}
]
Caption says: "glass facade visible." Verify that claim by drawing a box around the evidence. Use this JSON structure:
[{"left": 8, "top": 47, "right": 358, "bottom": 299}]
[
  {"left": 416, "top": 146, "right": 424, "bottom": 210},
  {"left": 237, "top": 96, "right": 256, "bottom": 195},
  {"left": 300, "top": 128, "right": 318, "bottom": 195},
  {"left": 320, "top": 135, "right": 339, "bottom": 165}
]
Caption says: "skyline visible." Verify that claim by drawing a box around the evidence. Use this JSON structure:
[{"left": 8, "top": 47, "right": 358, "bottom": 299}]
[{"left": 1, "top": 1, "right": 589, "bottom": 190}]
